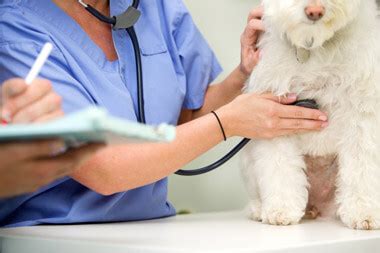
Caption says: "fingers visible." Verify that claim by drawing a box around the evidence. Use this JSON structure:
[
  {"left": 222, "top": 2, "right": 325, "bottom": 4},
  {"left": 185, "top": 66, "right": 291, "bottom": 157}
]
[
  {"left": 242, "top": 7, "right": 265, "bottom": 47},
  {"left": 239, "top": 6, "right": 265, "bottom": 77},
  {"left": 62, "top": 143, "right": 104, "bottom": 165},
  {"left": 34, "top": 109, "right": 64, "bottom": 123},
  {"left": 246, "top": 18, "right": 265, "bottom": 38},
  {"left": 278, "top": 105, "right": 328, "bottom": 121},
  {"left": 253, "top": 49, "right": 261, "bottom": 63},
  {"left": 241, "top": 18, "right": 265, "bottom": 47},
  {"left": 261, "top": 93, "right": 298, "bottom": 104},
  {"left": 22, "top": 144, "right": 104, "bottom": 191},
  {"left": 2, "top": 79, "right": 52, "bottom": 119},
  {"left": 0, "top": 143, "right": 104, "bottom": 197},
  {"left": 261, "top": 93, "right": 328, "bottom": 121},
  {"left": 275, "top": 129, "right": 313, "bottom": 138},
  {"left": 44, "top": 143, "right": 104, "bottom": 175},
  {"left": 278, "top": 118, "right": 328, "bottom": 131},
  {"left": 2, "top": 78, "right": 28, "bottom": 98},
  {"left": 247, "top": 6, "right": 264, "bottom": 23},
  {"left": 260, "top": 117, "right": 326, "bottom": 139},
  {"left": 0, "top": 139, "right": 65, "bottom": 163},
  {"left": 261, "top": 119, "right": 327, "bottom": 139},
  {"left": 11, "top": 92, "right": 62, "bottom": 123}
]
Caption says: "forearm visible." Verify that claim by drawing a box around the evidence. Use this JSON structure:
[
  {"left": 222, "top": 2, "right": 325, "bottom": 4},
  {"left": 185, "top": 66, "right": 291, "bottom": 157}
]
[
  {"left": 192, "top": 66, "right": 249, "bottom": 119},
  {"left": 72, "top": 113, "right": 225, "bottom": 195}
]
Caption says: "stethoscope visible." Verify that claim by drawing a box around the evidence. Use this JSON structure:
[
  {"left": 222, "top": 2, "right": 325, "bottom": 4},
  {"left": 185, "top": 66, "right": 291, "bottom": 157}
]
[{"left": 78, "top": 0, "right": 318, "bottom": 176}]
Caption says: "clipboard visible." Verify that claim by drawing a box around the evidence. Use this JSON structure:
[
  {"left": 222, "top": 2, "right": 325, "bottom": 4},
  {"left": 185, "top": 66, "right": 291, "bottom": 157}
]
[{"left": 0, "top": 107, "right": 176, "bottom": 147}]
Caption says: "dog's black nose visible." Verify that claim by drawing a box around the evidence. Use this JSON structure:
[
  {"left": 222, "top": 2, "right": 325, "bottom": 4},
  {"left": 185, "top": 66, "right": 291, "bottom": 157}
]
[{"left": 305, "top": 6, "right": 325, "bottom": 21}]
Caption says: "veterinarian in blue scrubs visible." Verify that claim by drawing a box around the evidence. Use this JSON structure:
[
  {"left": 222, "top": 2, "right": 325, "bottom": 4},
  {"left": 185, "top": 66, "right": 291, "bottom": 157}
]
[{"left": 0, "top": 0, "right": 328, "bottom": 227}]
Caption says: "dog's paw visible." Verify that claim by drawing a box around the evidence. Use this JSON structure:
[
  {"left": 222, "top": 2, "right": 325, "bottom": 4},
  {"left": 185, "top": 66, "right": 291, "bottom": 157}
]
[
  {"left": 340, "top": 214, "right": 380, "bottom": 230},
  {"left": 338, "top": 204, "right": 380, "bottom": 230},
  {"left": 261, "top": 206, "right": 304, "bottom": 226},
  {"left": 248, "top": 200, "right": 262, "bottom": 221},
  {"left": 338, "top": 210, "right": 380, "bottom": 230}
]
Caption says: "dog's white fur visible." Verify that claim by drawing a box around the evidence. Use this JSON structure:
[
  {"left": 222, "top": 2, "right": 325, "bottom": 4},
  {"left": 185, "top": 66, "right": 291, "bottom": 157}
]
[{"left": 242, "top": 0, "right": 380, "bottom": 230}]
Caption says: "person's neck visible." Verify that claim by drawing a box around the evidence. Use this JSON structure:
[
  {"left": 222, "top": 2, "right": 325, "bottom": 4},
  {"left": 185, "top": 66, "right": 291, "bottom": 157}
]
[
  {"left": 53, "top": 0, "right": 110, "bottom": 16},
  {"left": 52, "top": 0, "right": 118, "bottom": 62},
  {"left": 81, "top": 0, "right": 109, "bottom": 14}
]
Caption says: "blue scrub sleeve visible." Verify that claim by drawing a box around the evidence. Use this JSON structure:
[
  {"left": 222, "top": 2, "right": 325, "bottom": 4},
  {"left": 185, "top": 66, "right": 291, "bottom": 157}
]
[
  {"left": 0, "top": 42, "right": 94, "bottom": 114},
  {"left": 173, "top": 0, "right": 223, "bottom": 110}
]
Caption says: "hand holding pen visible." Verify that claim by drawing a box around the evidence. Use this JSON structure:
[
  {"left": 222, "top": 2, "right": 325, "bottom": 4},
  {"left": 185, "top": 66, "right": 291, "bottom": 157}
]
[
  {"left": 0, "top": 43, "right": 105, "bottom": 198},
  {"left": 1, "top": 43, "right": 64, "bottom": 124}
]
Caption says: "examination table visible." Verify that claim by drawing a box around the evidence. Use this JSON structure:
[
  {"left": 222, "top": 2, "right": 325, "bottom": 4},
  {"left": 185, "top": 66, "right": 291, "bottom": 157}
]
[{"left": 1, "top": 211, "right": 380, "bottom": 253}]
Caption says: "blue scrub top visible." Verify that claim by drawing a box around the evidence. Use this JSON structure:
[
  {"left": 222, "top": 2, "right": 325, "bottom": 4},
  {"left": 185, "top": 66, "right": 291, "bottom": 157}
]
[{"left": 0, "top": 0, "right": 222, "bottom": 227}]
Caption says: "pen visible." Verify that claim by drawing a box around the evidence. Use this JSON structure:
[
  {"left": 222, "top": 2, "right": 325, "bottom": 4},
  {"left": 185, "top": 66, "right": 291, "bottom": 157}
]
[
  {"left": 1, "top": 42, "right": 53, "bottom": 124},
  {"left": 25, "top": 42, "right": 53, "bottom": 85}
]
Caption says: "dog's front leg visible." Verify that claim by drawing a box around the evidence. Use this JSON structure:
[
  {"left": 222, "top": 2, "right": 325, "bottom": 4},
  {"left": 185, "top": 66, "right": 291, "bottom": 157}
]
[
  {"left": 253, "top": 137, "right": 308, "bottom": 225},
  {"left": 337, "top": 115, "right": 380, "bottom": 230}
]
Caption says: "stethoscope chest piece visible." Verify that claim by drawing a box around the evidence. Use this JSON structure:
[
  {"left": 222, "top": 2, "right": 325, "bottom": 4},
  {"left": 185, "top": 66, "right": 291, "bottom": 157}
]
[{"left": 113, "top": 6, "right": 141, "bottom": 30}]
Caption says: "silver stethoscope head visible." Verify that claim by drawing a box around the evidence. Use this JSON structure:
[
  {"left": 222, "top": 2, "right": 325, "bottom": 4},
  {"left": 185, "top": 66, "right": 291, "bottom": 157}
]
[{"left": 78, "top": 0, "right": 88, "bottom": 8}]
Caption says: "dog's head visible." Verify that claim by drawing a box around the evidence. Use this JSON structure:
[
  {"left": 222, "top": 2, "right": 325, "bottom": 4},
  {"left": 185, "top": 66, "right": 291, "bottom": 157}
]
[{"left": 262, "top": 0, "right": 362, "bottom": 50}]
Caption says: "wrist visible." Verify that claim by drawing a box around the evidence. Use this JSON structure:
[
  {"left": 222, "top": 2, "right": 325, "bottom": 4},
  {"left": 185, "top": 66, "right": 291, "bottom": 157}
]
[
  {"left": 215, "top": 105, "right": 235, "bottom": 139},
  {"left": 238, "top": 63, "right": 252, "bottom": 81},
  {"left": 210, "top": 111, "right": 227, "bottom": 141}
]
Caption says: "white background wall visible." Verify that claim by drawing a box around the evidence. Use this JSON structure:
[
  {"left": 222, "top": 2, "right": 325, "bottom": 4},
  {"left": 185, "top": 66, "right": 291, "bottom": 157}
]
[{"left": 168, "top": 0, "right": 261, "bottom": 213}]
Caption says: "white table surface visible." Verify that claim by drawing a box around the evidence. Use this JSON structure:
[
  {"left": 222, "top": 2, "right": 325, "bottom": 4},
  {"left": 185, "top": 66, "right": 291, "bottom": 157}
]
[{"left": 0, "top": 211, "right": 380, "bottom": 253}]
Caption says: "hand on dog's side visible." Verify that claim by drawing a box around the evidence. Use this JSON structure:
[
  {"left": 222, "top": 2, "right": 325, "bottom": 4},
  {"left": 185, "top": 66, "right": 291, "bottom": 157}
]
[
  {"left": 239, "top": 6, "right": 265, "bottom": 77},
  {"left": 217, "top": 93, "right": 328, "bottom": 140}
]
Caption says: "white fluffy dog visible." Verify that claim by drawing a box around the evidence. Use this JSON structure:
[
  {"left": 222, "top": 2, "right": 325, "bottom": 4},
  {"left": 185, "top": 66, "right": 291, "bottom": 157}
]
[{"left": 242, "top": 0, "right": 380, "bottom": 230}]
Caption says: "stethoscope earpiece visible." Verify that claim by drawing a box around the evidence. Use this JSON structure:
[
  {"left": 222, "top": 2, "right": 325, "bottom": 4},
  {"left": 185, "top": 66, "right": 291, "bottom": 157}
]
[
  {"left": 78, "top": 0, "right": 88, "bottom": 8},
  {"left": 77, "top": 0, "right": 116, "bottom": 25}
]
